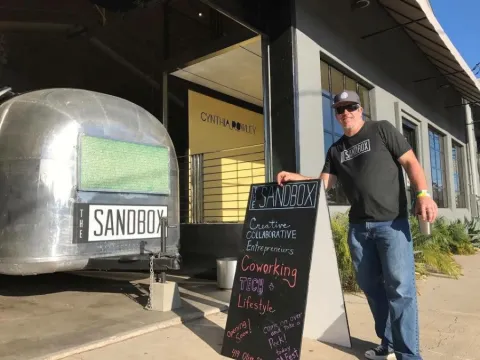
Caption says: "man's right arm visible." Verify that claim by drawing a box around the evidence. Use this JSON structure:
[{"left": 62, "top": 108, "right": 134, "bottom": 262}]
[
  {"left": 277, "top": 148, "right": 338, "bottom": 190},
  {"left": 320, "top": 172, "right": 337, "bottom": 190},
  {"left": 320, "top": 147, "right": 337, "bottom": 190},
  {"left": 276, "top": 171, "right": 336, "bottom": 190}
]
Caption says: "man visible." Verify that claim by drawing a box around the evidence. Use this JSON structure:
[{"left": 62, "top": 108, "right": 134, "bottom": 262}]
[{"left": 277, "top": 90, "right": 438, "bottom": 360}]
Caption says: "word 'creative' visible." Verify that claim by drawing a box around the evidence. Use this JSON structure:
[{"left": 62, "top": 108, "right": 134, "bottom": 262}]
[{"left": 246, "top": 217, "right": 297, "bottom": 240}]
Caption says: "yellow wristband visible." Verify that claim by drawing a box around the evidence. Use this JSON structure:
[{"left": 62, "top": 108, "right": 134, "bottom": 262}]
[{"left": 416, "top": 190, "right": 430, "bottom": 198}]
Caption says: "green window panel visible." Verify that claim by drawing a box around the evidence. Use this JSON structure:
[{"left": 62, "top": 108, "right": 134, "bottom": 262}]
[{"left": 79, "top": 135, "right": 170, "bottom": 195}]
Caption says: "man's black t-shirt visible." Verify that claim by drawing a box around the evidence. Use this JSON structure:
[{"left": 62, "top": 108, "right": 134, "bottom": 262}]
[{"left": 322, "top": 120, "right": 412, "bottom": 223}]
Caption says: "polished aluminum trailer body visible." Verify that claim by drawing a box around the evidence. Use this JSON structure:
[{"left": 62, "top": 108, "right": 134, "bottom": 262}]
[{"left": 0, "top": 88, "right": 180, "bottom": 275}]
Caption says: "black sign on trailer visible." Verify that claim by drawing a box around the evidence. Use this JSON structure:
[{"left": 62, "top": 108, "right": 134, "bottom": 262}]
[{"left": 221, "top": 180, "right": 321, "bottom": 360}]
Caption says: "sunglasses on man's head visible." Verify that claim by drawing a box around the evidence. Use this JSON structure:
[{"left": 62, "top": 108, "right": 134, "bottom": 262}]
[{"left": 335, "top": 103, "right": 360, "bottom": 115}]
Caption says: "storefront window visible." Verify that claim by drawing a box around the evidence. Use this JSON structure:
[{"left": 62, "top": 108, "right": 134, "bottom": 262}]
[
  {"left": 320, "top": 60, "right": 372, "bottom": 206},
  {"left": 330, "top": 67, "right": 344, "bottom": 96},
  {"left": 402, "top": 119, "right": 418, "bottom": 211},
  {"left": 428, "top": 128, "right": 448, "bottom": 208},
  {"left": 321, "top": 61, "right": 330, "bottom": 96},
  {"left": 358, "top": 84, "right": 371, "bottom": 121},
  {"left": 452, "top": 142, "right": 467, "bottom": 208},
  {"left": 345, "top": 77, "right": 357, "bottom": 92},
  {"left": 322, "top": 96, "right": 333, "bottom": 133}
]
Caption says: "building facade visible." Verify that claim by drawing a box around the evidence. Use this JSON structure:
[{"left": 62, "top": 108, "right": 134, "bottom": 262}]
[
  {"left": 176, "top": 0, "right": 480, "bottom": 270},
  {"left": 292, "top": 0, "right": 480, "bottom": 221},
  {"left": 1, "top": 0, "right": 479, "bottom": 272}
]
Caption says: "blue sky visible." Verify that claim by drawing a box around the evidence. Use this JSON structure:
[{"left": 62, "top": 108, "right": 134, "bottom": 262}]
[{"left": 430, "top": 0, "right": 479, "bottom": 74}]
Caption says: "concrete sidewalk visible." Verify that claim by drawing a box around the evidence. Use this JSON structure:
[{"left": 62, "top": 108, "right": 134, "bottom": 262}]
[
  {"left": 61, "top": 253, "right": 480, "bottom": 360},
  {"left": 0, "top": 271, "right": 231, "bottom": 360}
]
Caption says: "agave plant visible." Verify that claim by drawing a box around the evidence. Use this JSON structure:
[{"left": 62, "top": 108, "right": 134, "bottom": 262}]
[
  {"left": 447, "top": 219, "right": 477, "bottom": 254},
  {"left": 330, "top": 212, "right": 360, "bottom": 293},
  {"left": 330, "top": 213, "right": 475, "bottom": 292},
  {"left": 463, "top": 217, "right": 480, "bottom": 249},
  {"left": 409, "top": 216, "right": 463, "bottom": 278}
]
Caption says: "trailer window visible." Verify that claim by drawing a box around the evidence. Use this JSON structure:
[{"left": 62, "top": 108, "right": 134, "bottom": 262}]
[{"left": 78, "top": 135, "right": 170, "bottom": 195}]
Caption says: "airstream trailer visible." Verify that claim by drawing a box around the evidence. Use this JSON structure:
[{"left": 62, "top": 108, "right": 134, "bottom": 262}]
[{"left": 0, "top": 87, "right": 181, "bottom": 275}]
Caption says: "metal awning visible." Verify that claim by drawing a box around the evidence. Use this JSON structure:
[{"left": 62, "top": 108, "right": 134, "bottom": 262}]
[{"left": 377, "top": 0, "right": 480, "bottom": 106}]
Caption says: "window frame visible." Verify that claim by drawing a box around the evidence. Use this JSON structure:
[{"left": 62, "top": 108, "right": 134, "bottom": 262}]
[
  {"left": 401, "top": 118, "right": 419, "bottom": 212},
  {"left": 428, "top": 127, "right": 448, "bottom": 208},
  {"left": 452, "top": 141, "right": 467, "bottom": 209},
  {"left": 321, "top": 60, "right": 372, "bottom": 121},
  {"left": 402, "top": 118, "right": 418, "bottom": 155},
  {"left": 321, "top": 59, "right": 373, "bottom": 206}
]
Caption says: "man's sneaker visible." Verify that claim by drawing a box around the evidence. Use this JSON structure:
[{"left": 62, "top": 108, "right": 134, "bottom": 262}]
[{"left": 364, "top": 345, "right": 395, "bottom": 360}]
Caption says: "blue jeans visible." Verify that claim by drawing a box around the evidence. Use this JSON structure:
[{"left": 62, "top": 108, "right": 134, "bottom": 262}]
[{"left": 348, "top": 218, "right": 422, "bottom": 360}]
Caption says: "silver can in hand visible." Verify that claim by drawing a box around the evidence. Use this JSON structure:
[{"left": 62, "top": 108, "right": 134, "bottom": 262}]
[{"left": 417, "top": 214, "right": 431, "bottom": 235}]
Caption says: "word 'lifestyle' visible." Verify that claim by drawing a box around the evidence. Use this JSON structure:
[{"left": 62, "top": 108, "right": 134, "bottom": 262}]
[
  {"left": 237, "top": 294, "right": 275, "bottom": 315},
  {"left": 241, "top": 255, "right": 297, "bottom": 288},
  {"left": 239, "top": 277, "right": 264, "bottom": 296},
  {"left": 250, "top": 182, "right": 317, "bottom": 210}
]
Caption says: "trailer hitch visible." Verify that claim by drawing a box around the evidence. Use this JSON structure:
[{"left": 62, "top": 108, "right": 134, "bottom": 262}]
[{"left": 85, "top": 217, "right": 181, "bottom": 272}]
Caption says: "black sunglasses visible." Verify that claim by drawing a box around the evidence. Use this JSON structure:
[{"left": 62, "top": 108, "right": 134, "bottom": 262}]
[{"left": 335, "top": 103, "right": 360, "bottom": 115}]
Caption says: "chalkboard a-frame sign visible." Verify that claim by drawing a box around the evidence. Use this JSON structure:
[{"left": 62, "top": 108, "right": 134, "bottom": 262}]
[{"left": 221, "top": 180, "right": 321, "bottom": 360}]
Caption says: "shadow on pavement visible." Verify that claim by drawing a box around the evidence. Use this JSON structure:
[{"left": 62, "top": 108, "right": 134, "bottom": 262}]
[
  {"left": 177, "top": 308, "right": 226, "bottom": 354},
  {"left": 324, "top": 337, "right": 378, "bottom": 359},
  {"left": 0, "top": 270, "right": 230, "bottom": 360},
  {"left": 0, "top": 271, "right": 147, "bottom": 297},
  {"left": 0, "top": 271, "right": 231, "bottom": 308},
  {"left": 172, "top": 284, "right": 230, "bottom": 354}
]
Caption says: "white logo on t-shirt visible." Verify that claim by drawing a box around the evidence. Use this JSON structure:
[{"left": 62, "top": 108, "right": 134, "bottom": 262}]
[{"left": 340, "top": 139, "right": 371, "bottom": 163}]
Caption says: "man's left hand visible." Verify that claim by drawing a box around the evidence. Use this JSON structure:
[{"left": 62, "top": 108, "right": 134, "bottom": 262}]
[{"left": 415, "top": 196, "right": 438, "bottom": 223}]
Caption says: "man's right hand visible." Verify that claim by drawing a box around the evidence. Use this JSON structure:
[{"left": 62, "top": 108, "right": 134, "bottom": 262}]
[{"left": 276, "top": 171, "right": 309, "bottom": 185}]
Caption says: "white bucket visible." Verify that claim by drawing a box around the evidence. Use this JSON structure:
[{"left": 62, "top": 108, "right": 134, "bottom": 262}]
[{"left": 216, "top": 257, "right": 237, "bottom": 290}]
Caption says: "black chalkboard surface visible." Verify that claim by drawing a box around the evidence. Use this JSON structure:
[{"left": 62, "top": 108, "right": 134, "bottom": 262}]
[{"left": 221, "top": 180, "right": 321, "bottom": 360}]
